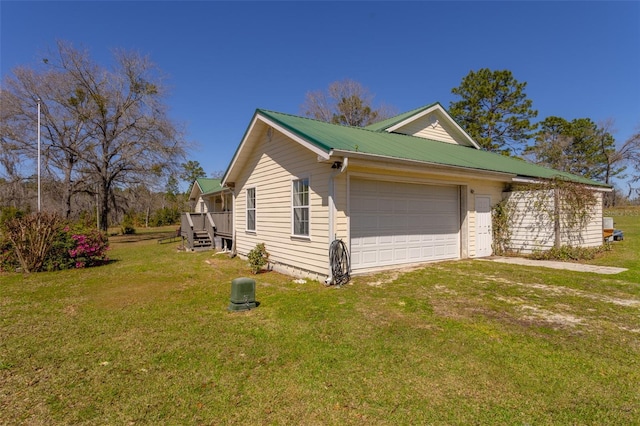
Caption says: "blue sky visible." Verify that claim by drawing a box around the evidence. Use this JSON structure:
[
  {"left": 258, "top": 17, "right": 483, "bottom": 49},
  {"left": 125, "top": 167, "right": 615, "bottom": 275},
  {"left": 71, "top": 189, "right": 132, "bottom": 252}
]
[{"left": 2, "top": 1, "right": 639, "bottom": 189}]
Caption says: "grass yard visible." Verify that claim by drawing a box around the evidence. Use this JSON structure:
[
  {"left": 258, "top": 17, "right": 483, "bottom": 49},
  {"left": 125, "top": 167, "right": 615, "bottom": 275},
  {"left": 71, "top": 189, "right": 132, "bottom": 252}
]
[{"left": 1, "top": 215, "right": 639, "bottom": 425}]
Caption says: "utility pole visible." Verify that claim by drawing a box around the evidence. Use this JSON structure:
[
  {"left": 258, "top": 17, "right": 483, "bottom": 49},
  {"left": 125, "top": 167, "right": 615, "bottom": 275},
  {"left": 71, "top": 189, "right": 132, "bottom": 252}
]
[{"left": 37, "top": 98, "right": 41, "bottom": 212}]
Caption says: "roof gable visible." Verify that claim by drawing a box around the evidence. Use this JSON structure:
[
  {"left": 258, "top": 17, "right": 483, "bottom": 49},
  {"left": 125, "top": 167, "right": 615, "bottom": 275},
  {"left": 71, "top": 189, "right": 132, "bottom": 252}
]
[
  {"left": 189, "top": 178, "right": 223, "bottom": 200},
  {"left": 197, "top": 178, "right": 223, "bottom": 194},
  {"left": 365, "top": 103, "right": 479, "bottom": 149}
]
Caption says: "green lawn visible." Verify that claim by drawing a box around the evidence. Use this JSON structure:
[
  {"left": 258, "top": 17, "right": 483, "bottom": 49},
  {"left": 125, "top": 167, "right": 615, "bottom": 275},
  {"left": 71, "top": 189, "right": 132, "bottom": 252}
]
[{"left": 1, "top": 215, "right": 639, "bottom": 425}]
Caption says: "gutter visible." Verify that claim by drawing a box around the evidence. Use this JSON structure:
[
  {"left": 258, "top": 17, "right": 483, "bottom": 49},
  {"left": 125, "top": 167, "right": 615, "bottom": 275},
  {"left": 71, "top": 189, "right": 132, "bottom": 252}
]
[
  {"left": 328, "top": 148, "right": 516, "bottom": 180},
  {"left": 511, "top": 176, "right": 612, "bottom": 192}
]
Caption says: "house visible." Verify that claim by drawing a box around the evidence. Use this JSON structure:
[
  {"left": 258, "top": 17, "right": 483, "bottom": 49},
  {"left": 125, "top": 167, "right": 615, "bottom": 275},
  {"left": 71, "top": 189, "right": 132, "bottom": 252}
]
[
  {"left": 188, "top": 178, "right": 233, "bottom": 215},
  {"left": 181, "top": 178, "right": 233, "bottom": 251},
  {"left": 220, "top": 103, "right": 610, "bottom": 282}
]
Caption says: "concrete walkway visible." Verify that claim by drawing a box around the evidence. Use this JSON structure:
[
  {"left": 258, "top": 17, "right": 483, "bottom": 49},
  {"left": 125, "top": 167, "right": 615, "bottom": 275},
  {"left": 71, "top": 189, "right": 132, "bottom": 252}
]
[{"left": 478, "top": 256, "right": 628, "bottom": 275}]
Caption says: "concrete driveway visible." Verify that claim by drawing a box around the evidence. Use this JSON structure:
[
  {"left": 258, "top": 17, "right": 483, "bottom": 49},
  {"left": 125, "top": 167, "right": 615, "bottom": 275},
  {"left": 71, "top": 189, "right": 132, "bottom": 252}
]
[{"left": 479, "top": 256, "right": 628, "bottom": 275}]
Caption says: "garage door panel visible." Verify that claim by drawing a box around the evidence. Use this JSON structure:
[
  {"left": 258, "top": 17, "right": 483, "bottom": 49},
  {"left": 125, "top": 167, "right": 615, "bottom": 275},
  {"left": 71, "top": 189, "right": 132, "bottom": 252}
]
[
  {"left": 393, "top": 248, "right": 407, "bottom": 261},
  {"left": 408, "top": 247, "right": 422, "bottom": 260},
  {"left": 351, "top": 179, "right": 460, "bottom": 270},
  {"left": 380, "top": 235, "right": 394, "bottom": 244},
  {"left": 407, "top": 234, "right": 421, "bottom": 243}
]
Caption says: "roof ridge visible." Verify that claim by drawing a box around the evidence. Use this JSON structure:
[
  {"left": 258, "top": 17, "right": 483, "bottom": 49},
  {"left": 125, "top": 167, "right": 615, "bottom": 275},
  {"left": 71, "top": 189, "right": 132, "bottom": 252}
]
[
  {"left": 257, "top": 108, "right": 470, "bottom": 149},
  {"left": 258, "top": 108, "right": 377, "bottom": 130},
  {"left": 225, "top": 108, "right": 607, "bottom": 188},
  {"left": 364, "top": 102, "right": 442, "bottom": 132},
  {"left": 257, "top": 107, "right": 469, "bottom": 147}
]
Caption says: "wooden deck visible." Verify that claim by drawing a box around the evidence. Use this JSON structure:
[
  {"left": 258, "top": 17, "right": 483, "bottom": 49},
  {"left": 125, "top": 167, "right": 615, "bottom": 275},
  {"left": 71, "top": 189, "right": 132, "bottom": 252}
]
[{"left": 180, "top": 212, "right": 232, "bottom": 251}]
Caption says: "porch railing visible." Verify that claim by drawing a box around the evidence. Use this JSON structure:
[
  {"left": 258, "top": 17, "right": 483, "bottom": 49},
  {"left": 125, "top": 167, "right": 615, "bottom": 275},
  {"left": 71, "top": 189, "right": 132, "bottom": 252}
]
[
  {"left": 180, "top": 213, "right": 196, "bottom": 249},
  {"left": 209, "top": 212, "right": 233, "bottom": 238}
]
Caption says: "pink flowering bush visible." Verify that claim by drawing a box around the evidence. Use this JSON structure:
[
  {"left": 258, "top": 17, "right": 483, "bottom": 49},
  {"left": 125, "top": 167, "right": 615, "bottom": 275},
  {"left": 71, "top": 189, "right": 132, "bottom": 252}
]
[
  {"left": 68, "top": 229, "right": 110, "bottom": 268},
  {"left": 44, "top": 223, "right": 110, "bottom": 271},
  {"left": 1, "top": 212, "right": 109, "bottom": 273}
]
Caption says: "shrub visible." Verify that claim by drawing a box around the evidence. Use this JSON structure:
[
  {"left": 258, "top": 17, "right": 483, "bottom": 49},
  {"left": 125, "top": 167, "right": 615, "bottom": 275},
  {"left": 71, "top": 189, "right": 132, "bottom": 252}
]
[
  {"left": 0, "top": 213, "right": 109, "bottom": 273},
  {"left": 149, "top": 207, "right": 181, "bottom": 227},
  {"left": 247, "top": 243, "right": 269, "bottom": 274},
  {"left": 0, "top": 208, "right": 27, "bottom": 272},
  {"left": 529, "top": 244, "right": 610, "bottom": 262},
  {"left": 121, "top": 214, "right": 136, "bottom": 235},
  {"left": 0, "top": 206, "right": 26, "bottom": 226},
  {"left": 0, "top": 237, "right": 19, "bottom": 272},
  {"left": 45, "top": 224, "right": 110, "bottom": 270},
  {"left": 2, "top": 212, "right": 64, "bottom": 273},
  {"left": 66, "top": 228, "right": 109, "bottom": 269}
]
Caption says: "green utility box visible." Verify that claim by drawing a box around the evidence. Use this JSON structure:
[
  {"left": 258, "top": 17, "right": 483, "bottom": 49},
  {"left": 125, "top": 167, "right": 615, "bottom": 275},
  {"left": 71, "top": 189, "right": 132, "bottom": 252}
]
[{"left": 228, "top": 277, "right": 257, "bottom": 311}]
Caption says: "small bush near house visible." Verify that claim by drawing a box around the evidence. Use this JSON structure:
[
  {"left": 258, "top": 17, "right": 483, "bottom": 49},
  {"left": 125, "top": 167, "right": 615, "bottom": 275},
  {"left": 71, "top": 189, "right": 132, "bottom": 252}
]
[
  {"left": 528, "top": 244, "right": 610, "bottom": 262},
  {"left": 247, "top": 242, "right": 269, "bottom": 274}
]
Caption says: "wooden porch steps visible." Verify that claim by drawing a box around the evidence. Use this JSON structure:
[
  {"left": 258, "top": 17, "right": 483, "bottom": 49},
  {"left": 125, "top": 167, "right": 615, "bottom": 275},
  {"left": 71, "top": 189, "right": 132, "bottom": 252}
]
[{"left": 193, "top": 230, "right": 213, "bottom": 249}]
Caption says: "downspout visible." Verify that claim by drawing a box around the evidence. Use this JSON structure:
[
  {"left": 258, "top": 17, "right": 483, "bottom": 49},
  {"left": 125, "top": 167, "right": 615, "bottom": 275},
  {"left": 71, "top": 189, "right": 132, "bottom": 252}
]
[{"left": 325, "top": 158, "right": 348, "bottom": 285}]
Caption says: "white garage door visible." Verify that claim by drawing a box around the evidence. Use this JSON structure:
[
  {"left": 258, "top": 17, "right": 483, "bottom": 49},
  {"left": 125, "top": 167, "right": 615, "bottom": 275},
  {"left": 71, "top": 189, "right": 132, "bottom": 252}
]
[{"left": 350, "top": 179, "right": 460, "bottom": 270}]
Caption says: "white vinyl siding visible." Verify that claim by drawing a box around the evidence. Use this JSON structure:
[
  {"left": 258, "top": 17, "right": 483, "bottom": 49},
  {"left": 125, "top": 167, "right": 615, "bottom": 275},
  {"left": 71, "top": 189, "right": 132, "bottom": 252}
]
[
  {"left": 233, "top": 126, "right": 332, "bottom": 278},
  {"left": 398, "top": 117, "right": 457, "bottom": 144},
  {"left": 505, "top": 190, "right": 603, "bottom": 253},
  {"left": 350, "top": 178, "right": 460, "bottom": 271},
  {"left": 292, "top": 178, "right": 310, "bottom": 237}
]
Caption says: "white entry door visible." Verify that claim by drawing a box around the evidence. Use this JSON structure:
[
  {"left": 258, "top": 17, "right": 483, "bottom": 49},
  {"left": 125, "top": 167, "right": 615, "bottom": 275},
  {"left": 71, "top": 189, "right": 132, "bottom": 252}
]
[
  {"left": 350, "top": 179, "right": 460, "bottom": 270},
  {"left": 475, "top": 196, "right": 492, "bottom": 257}
]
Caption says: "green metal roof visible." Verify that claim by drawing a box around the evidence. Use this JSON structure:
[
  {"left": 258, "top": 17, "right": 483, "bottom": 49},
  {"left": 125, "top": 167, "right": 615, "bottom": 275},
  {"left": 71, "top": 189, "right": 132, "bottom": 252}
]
[
  {"left": 196, "top": 178, "right": 223, "bottom": 195},
  {"left": 363, "top": 102, "right": 439, "bottom": 132},
  {"left": 257, "top": 109, "right": 608, "bottom": 187}
]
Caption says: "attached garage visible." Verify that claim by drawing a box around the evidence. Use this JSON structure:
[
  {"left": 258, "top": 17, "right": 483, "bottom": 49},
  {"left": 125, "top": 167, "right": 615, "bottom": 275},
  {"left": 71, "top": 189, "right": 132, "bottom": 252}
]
[
  {"left": 223, "top": 105, "right": 609, "bottom": 282},
  {"left": 350, "top": 178, "right": 461, "bottom": 270}
]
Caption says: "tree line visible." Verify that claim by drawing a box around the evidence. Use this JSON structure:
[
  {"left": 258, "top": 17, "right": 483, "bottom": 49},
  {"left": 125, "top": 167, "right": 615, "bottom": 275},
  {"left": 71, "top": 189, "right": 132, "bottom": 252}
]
[
  {"left": 2, "top": 43, "right": 639, "bottom": 233},
  {"left": 302, "top": 73, "right": 640, "bottom": 204}
]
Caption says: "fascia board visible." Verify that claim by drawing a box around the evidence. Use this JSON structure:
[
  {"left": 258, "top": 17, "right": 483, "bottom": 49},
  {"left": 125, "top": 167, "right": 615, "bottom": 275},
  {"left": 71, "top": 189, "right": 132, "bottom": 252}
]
[
  {"left": 188, "top": 181, "right": 203, "bottom": 201},
  {"left": 329, "top": 148, "right": 515, "bottom": 180},
  {"left": 512, "top": 176, "right": 613, "bottom": 192},
  {"left": 256, "top": 114, "right": 331, "bottom": 160},
  {"left": 221, "top": 113, "right": 263, "bottom": 186},
  {"left": 222, "top": 112, "right": 331, "bottom": 187}
]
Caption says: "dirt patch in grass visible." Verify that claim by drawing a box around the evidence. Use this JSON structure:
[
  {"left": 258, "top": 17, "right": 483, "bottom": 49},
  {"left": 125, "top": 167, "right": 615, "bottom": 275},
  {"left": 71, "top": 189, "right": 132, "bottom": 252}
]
[
  {"left": 359, "top": 266, "right": 424, "bottom": 287},
  {"left": 399, "top": 265, "right": 640, "bottom": 335},
  {"left": 519, "top": 305, "right": 584, "bottom": 327}
]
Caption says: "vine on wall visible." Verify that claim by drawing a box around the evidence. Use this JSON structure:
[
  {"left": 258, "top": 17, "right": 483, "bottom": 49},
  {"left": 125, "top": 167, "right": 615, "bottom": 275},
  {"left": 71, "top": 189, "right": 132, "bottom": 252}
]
[
  {"left": 493, "top": 177, "right": 600, "bottom": 254},
  {"left": 491, "top": 199, "right": 514, "bottom": 255}
]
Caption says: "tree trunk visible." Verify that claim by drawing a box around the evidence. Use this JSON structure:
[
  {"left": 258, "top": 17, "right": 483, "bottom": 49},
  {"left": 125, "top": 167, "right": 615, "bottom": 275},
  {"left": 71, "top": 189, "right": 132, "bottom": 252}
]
[
  {"left": 98, "top": 181, "right": 109, "bottom": 232},
  {"left": 63, "top": 166, "right": 73, "bottom": 219}
]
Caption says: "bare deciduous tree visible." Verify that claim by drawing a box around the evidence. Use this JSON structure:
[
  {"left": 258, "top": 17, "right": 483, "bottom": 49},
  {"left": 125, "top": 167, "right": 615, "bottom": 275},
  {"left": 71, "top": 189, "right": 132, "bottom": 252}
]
[
  {"left": 1, "top": 41, "right": 186, "bottom": 230},
  {"left": 2, "top": 65, "right": 95, "bottom": 217},
  {"left": 300, "top": 79, "right": 395, "bottom": 127},
  {"left": 618, "top": 127, "right": 640, "bottom": 200}
]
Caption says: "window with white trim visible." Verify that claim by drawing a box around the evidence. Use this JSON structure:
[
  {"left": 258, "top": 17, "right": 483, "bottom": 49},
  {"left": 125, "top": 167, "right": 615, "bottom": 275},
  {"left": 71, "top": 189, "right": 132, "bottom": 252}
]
[
  {"left": 246, "top": 187, "right": 256, "bottom": 232},
  {"left": 292, "top": 178, "right": 309, "bottom": 236}
]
